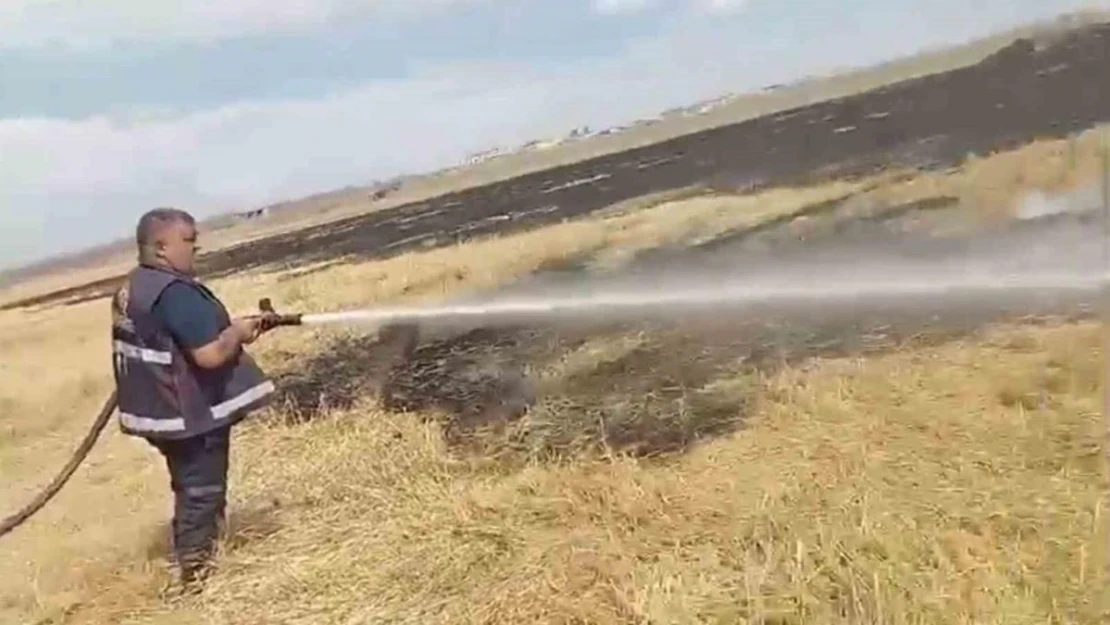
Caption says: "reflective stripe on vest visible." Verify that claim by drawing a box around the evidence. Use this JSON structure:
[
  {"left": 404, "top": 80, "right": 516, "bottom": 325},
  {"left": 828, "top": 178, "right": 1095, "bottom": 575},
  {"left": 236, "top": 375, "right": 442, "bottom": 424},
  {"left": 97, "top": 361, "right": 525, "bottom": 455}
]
[
  {"left": 211, "top": 380, "right": 275, "bottom": 420},
  {"left": 118, "top": 412, "right": 186, "bottom": 433},
  {"left": 117, "top": 380, "right": 276, "bottom": 433},
  {"left": 112, "top": 339, "right": 173, "bottom": 365}
]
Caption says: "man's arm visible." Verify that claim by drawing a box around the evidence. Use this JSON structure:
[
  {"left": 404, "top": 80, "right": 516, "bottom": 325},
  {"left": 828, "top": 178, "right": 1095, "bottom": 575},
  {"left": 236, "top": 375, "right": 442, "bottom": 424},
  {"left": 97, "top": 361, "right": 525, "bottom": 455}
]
[
  {"left": 152, "top": 283, "right": 262, "bottom": 370},
  {"left": 190, "top": 320, "right": 261, "bottom": 369}
]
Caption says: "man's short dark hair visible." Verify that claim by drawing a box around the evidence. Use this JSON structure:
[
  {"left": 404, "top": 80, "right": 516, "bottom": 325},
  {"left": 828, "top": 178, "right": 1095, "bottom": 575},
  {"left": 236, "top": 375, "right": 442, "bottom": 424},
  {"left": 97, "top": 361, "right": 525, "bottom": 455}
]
[{"left": 136, "top": 207, "right": 195, "bottom": 248}]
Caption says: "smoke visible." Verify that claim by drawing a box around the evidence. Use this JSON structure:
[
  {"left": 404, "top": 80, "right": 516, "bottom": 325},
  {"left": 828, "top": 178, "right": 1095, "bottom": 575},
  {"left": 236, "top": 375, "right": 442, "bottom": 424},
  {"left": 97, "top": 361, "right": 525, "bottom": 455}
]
[{"left": 1015, "top": 184, "right": 1102, "bottom": 220}]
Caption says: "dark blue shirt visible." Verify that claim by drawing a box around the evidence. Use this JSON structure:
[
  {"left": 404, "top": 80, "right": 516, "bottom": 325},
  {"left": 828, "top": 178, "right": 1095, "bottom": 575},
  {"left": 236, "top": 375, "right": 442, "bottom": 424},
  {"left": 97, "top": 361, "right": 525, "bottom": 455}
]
[{"left": 151, "top": 282, "right": 225, "bottom": 350}]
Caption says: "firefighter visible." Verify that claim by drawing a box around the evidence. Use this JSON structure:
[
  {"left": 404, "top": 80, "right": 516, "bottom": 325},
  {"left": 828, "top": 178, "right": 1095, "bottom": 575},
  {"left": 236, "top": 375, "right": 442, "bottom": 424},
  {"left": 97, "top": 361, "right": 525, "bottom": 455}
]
[{"left": 110, "top": 207, "right": 275, "bottom": 590}]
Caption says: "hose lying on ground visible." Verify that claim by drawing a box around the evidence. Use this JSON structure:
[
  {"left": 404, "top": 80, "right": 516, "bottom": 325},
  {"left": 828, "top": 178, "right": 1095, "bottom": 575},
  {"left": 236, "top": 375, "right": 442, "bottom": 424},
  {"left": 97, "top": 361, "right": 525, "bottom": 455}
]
[{"left": 0, "top": 391, "right": 118, "bottom": 539}]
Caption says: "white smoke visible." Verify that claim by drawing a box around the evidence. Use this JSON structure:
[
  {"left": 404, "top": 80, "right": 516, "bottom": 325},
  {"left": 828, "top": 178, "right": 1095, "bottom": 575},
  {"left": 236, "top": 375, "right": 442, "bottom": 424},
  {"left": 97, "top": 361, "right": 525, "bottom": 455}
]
[{"left": 1015, "top": 184, "right": 1102, "bottom": 220}]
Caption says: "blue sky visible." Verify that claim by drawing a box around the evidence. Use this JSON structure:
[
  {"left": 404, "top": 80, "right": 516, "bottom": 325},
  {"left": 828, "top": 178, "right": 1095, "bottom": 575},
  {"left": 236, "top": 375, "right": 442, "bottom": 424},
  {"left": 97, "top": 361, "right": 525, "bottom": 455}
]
[{"left": 0, "top": 0, "right": 1102, "bottom": 270}]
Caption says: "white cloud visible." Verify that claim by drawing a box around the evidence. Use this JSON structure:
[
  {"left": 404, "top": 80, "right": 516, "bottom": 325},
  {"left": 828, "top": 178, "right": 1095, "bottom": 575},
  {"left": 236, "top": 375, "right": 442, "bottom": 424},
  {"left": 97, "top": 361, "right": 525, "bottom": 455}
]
[
  {"left": 0, "top": 0, "right": 485, "bottom": 50},
  {"left": 591, "top": 0, "right": 748, "bottom": 15},
  {"left": 592, "top": 0, "right": 661, "bottom": 14},
  {"left": 693, "top": 0, "right": 749, "bottom": 13},
  {"left": 0, "top": 0, "right": 752, "bottom": 50}
]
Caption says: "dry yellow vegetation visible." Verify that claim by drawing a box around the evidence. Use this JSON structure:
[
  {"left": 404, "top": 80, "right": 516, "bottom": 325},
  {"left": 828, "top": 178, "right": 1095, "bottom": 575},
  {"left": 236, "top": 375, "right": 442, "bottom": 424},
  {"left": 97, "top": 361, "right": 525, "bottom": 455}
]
[{"left": 0, "top": 131, "right": 1107, "bottom": 624}]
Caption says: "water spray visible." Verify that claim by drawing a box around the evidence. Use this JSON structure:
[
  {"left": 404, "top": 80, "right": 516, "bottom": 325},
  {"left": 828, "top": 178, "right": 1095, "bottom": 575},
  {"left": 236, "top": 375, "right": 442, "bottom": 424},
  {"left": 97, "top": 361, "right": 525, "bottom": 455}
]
[{"left": 274, "top": 269, "right": 1108, "bottom": 332}]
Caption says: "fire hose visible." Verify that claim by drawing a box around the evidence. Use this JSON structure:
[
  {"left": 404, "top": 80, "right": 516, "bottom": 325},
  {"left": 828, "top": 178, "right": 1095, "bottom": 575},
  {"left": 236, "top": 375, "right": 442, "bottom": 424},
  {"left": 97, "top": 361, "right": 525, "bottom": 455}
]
[{"left": 0, "top": 299, "right": 304, "bottom": 540}]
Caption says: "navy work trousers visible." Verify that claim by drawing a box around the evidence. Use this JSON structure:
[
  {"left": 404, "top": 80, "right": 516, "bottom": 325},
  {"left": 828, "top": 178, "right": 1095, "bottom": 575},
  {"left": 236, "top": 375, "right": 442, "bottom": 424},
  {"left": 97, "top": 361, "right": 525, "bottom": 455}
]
[{"left": 148, "top": 425, "right": 232, "bottom": 584}]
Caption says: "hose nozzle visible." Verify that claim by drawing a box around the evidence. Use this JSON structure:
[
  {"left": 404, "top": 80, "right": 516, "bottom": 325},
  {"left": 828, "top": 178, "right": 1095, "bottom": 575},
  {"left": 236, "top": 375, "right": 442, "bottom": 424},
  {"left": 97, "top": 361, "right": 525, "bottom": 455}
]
[{"left": 258, "top": 297, "right": 303, "bottom": 330}]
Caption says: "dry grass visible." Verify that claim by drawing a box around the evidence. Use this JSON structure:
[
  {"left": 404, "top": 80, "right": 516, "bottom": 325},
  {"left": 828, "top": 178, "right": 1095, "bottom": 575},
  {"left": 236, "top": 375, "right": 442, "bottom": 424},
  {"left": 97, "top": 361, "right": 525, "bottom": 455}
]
[
  {"left": 1, "top": 132, "right": 1108, "bottom": 624},
  {"left": 4, "top": 318, "right": 1103, "bottom": 624},
  {"left": 875, "top": 126, "right": 1110, "bottom": 221}
]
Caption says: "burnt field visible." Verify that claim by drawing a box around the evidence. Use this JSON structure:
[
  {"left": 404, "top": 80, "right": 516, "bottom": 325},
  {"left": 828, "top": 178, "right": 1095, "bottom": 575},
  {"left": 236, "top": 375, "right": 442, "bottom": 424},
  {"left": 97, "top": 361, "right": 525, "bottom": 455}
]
[
  {"left": 6, "top": 20, "right": 1110, "bottom": 313},
  {"left": 271, "top": 187, "right": 1102, "bottom": 459}
]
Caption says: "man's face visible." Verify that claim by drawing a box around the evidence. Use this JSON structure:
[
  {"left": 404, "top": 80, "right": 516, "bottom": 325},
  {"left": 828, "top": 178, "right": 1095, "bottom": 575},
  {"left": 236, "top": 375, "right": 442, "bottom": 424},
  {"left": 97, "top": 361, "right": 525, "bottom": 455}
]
[{"left": 157, "top": 220, "right": 200, "bottom": 275}]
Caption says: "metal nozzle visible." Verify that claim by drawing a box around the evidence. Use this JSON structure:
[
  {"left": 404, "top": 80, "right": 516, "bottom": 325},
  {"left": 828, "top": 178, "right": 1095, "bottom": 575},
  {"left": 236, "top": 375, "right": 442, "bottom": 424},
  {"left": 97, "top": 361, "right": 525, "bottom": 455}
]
[{"left": 258, "top": 297, "right": 303, "bottom": 327}]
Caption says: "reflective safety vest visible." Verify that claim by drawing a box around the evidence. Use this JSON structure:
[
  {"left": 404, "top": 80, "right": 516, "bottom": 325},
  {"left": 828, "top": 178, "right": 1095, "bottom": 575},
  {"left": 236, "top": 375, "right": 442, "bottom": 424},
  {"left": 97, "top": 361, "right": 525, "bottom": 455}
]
[{"left": 110, "top": 264, "right": 274, "bottom": 440}]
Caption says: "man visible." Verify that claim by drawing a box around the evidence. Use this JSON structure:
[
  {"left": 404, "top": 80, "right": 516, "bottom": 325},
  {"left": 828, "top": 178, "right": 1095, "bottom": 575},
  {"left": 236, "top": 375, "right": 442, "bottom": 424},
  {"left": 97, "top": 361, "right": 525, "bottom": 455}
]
[{"left": 110, "top": 207, "right": 275, "bottom": 589}]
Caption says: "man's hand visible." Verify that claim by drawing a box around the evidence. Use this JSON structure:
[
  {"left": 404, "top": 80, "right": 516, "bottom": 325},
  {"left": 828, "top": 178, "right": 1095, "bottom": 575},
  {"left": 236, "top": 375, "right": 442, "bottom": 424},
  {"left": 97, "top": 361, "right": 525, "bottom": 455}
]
[
  {"left": 230, "top": 316, "right": 264, "bottom": 345},
  {"left": 237, "top": 312, "right": 289, "bottom": 340},
  {"left": 190, "top": 316, "right": 263, "bottom": 369}
]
